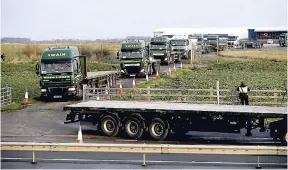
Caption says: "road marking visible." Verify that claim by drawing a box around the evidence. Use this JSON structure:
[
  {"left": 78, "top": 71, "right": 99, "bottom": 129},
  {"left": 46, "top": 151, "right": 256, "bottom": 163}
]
[
  {"left": 35, "top": 138, "right": 57, "bottom": 141},
  {"left": 1, "top": 158, "right": 286, "bottom": 166},
  {"left": 116, "top": 139, "right": 138, "bottom": 142}
]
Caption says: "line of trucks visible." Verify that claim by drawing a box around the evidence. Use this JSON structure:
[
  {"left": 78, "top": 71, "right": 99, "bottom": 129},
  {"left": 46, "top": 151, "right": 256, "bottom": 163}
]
[
  {"left": 34, "top": 42, "right": 287, "bottom": 146},
  {"left": 35, "top": 35, "right": 221, "bottom": 100}
]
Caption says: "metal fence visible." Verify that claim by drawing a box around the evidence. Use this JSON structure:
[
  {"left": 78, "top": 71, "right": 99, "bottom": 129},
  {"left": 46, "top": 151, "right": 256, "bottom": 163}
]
[
  {"left": 82, "top": 85, "right": 288, "bottom": 106},
  {"left": 1, "top": 86, "right": 12, "bottom": 106}
]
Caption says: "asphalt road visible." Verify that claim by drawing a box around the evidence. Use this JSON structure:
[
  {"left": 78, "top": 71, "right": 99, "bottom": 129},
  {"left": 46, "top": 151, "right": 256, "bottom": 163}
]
[{"left": 118, "top": 62, "right": 192, "bottom": 88}]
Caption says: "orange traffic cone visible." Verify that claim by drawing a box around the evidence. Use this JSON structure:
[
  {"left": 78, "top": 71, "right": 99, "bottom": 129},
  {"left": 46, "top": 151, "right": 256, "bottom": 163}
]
[
  {"left": 76, "top": 126, "right": 83, "bottom": 143},
  {"left": 118, "top": 83, "right": 123, "bottom": 94},
  {"left": 173, "top": 63, "right": 176, "bottom": 71},
  {"left": 168, "top": 67, "right": 171, "bottom": 74},
  {"left": 156, "top": 71, "right": 159, "bottom": 79},
  {"left": 24, "top": 89, "right": 29, "bottom": 104},
  {"left": 132, "top": 78, "right": 135, "bottom": 88},
  {"left": 180, "top": 62, "right": 183, "bottom": 70},
  {"left": 104, "top": 86, "right": 110, "bottom": 100},
  {"left": 146, "top": 74, "right": 149, "bottom": 81}
]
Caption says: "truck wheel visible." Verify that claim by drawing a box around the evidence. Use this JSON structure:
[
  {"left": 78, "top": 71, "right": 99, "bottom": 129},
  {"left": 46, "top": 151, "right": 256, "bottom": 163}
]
[
  {"left": 188, "top": 51, "right": 191, "bottom": 59},
  {"left": 148, "top": 64, "right": 153, "bottom": 76},
  {"left": 76, "top": 84, "right": 83, "bottom": 100},
  {"left": 124, "top": 117, "right": 144, "bottom": 139},
  {"left": 100, "top": 115, "right": 119, "bottom": 137},
  {"left": 280, "top": 132, "right": 287, "bottom": 145},
  {"left": 149, "top": 118, "right": 169, "bottom": 141}
]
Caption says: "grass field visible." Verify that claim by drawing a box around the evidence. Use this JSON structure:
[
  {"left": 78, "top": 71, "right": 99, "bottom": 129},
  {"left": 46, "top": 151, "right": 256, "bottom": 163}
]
[
  {"left": 1, "top": 43, "right": 121, "bottom": 63},
  {"left": 219, "top": 49, "right": 287, "bottom": 61},
  {"left": 1, "top": 61, "right": 119, "bottom": 112},
  {"left": 134, "top": 59, "right": 287, "bottom": 105}
]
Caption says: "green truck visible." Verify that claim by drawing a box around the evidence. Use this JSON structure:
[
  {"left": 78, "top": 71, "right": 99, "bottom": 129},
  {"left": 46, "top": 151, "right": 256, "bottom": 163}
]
[
  {"left": 279, "top": 33, "right": 287, "bottom": 47},
  {"left": 149, "top": 36, "right": 172, "bottom": 65},
  {"left": 117, "top": 39, "right": 159, "bottom": 78},
  {"left": 36, "top": 46, "right": 119, "bottom": 100}
]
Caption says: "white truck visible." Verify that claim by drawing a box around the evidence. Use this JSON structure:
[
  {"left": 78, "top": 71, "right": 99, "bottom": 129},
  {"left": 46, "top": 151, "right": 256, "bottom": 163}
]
[{"left": 169, "top": 35, "right": 192, "bottom": 61}]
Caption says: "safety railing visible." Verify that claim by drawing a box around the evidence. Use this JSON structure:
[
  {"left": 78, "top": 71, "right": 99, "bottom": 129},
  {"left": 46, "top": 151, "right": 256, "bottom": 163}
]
[
  {"left": 1, "top": 142, "right": 287, "bottom": 167},
  {"left": 82, "top": 86, "right": 288, "bottom": 106}
]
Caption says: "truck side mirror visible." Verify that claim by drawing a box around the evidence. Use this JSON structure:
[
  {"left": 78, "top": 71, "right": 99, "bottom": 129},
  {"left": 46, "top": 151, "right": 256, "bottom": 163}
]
[
  {"left": 117, "top": 51, "right": 119, "bottom": 56},
  {"left": 35, "top": 63, "right": 40, "bottom": 76}
]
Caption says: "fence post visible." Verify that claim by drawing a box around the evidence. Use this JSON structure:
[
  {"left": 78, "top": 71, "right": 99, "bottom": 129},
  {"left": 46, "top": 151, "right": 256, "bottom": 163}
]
[
  {"left": 210, "top": 87, "right": 214, "bottom": 103},
  {"left": 147, "top": 86, "right": 151, "bottom": 101},
  {"left": 82, "top": 84, "right": 87, "bottom": 101},
  {"left": 178, "top": 91, "right": 182, "bottom": 102},
  {"left": 274, "top": 88, "right": 277, "bottom": 104},
  {"left": 9, "top": 87, "right": 12, "bottom": 104},
  {"left": 216, "top": 81, "right": 220, "bottom": 104},
  {"left": 255, "top": 145, "right": 261, "bottom": 169}
]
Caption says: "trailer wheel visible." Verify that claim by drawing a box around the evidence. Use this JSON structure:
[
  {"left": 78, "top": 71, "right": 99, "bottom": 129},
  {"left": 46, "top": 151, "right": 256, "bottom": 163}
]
[
  {"left": 280, "top": 132, "right": 287, "bottom": 146},
  {"left": 149, "top": 118, "right": 169, "bottom": 141},
  {"left": 100, "top": 115, "right": 119, "bottom": 137},
  {"left": 124, "top": 117, "right": 144, "bottom": 139}
]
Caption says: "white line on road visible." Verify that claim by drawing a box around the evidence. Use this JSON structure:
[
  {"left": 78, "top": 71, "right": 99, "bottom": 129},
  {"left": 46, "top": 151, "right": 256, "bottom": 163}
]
[{"left": 115, "top": 139, "right": 138, "bottom": 142}]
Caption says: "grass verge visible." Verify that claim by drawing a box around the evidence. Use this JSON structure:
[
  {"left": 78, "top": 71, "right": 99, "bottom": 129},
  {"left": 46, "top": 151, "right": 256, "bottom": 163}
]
[
  {"left": 1, "top": 62, "right": 119, "bottom": 112},
  {"left": 219, "top": 49, "right": 287, "bottom": 61},
  {"left": 1, "top": 43, "right": 121, "bottom": 63},
  {"left": 133, "top": 59, "right": 287, "bottom": 105}
]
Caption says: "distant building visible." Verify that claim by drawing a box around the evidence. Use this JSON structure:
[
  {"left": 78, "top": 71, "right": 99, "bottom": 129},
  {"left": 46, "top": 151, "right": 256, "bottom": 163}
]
[
  {"left": 152, "top": 27, "right": 287, "bottom": 42},
  {"left": 248, "top": 28, "right": 287, "bottom": 40}
]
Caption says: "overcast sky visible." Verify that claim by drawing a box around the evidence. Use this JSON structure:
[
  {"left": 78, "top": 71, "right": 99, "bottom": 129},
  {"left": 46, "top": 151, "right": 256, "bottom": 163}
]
[{"left": 1, "top": 0, "right": 287, "bottom": 40}]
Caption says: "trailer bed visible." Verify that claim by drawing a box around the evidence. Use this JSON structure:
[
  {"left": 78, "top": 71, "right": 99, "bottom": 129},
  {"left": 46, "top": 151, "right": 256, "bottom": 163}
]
[
  {"left": 86, "top": 71, "right": 119, "bottom": 79},
  {"left": 63, "top": 100, "right": 287, "bottom": 117}
]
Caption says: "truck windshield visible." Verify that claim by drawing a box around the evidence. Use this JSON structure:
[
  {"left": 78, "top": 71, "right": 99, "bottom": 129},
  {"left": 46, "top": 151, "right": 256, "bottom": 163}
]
[
  {"left": 171, "top": 40, "right": 186, "bottom": 46},
  {"left": 41, "top": 61, "right": 72, "bottom": 74},
  {"left": 150, "top": 45, "right": 166, "bottom": 50},
  {"left": 121, "top": 51, "right": 142, "bottom": 59}
]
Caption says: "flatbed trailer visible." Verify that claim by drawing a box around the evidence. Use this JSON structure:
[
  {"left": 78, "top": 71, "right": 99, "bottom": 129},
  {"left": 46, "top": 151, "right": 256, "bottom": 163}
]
[{"left": 63, "top": 100, "right": 287, "bottom": 144}]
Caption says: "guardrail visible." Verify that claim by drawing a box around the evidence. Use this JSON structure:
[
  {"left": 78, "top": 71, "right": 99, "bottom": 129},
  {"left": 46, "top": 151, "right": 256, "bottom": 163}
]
[
  {"left": 1, "top": 142, "right": 287, "bottom": 167},
  {"left": 83, "top": 86, "right": 288, "bottom": 106}
]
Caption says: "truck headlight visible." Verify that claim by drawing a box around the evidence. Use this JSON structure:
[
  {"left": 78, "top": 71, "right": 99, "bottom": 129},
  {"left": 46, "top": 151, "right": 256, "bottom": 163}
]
[
  {"left": 68, "top": 87, "right": 76, "bottom": 91},
  {"left": 41, "top": 89, "right": 47, "bottom": 92}
]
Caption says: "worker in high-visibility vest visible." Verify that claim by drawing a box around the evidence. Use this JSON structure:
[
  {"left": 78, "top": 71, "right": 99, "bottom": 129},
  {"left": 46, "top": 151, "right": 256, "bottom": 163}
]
[{"left": 236, "top": 82, "right": 250, "bottom": 105}]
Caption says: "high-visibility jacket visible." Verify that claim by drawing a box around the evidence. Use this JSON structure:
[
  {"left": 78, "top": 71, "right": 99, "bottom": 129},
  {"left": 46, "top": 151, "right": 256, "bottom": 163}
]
[{"left": 238, "top": 86, "right": 248, "bottom": 93}]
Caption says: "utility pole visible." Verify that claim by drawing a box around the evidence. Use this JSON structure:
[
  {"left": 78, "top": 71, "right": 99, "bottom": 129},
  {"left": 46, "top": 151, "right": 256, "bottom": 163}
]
[{"left": 216, "top": 35, "right": 219, "bottom": 56}]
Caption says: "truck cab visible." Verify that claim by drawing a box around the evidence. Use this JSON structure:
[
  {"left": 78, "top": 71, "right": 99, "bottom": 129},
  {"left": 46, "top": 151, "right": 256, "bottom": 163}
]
[
  {"left": 36, "top": 46, "right": 83, "bottom": 100},
  {"left": 189, "top": 34, "right": 206, "bottom": 54},
  {"left": 117, "top": 39, "right": 152, "bottom": 77},
  {"left": 149, "top": 37, "right": 172, "bottom": 65},
  {"left": 169, "top": 36, "right": 191, "bottom": 61}
]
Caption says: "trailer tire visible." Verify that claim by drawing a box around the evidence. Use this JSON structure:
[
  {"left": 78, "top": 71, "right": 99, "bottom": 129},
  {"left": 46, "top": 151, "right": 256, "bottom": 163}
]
[
  {"left": 280, "top": 132, "right": 287, "bottom": 146},
  {"left": 100, "top": 115, "right": 119, "bottom": 137},
  {"left": 124, "top": 117, "right": 144, "bottom": 139},
  {"left": 149, "top": 118, "right": 169, "bottom": 141}
]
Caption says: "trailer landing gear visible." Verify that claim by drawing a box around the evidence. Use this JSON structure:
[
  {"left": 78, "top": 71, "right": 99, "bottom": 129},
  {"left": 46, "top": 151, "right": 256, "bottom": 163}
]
[{"left": 245, "top": 118, "right": 252, "bottom": 137}]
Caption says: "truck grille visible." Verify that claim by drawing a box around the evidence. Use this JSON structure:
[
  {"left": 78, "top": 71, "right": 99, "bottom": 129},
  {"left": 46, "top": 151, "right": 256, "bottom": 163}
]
[
  {"left": 125, "top": 66, "right": 140, "bottom": 74},
  {"left": 43, "top": 79, "right": 71, "bottom": 86},
  {"left": 173, "top": 49, "right": 185, "bottom": 51}
]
